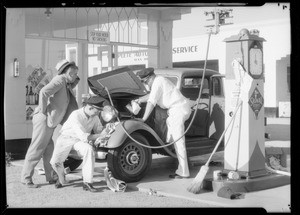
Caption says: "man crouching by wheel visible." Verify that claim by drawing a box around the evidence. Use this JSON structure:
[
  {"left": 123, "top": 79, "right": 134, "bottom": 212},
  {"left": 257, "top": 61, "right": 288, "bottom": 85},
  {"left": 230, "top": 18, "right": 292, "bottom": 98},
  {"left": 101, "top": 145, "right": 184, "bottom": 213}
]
[{"left": 50, "top": 96, "right": 114, "bottom": 192}]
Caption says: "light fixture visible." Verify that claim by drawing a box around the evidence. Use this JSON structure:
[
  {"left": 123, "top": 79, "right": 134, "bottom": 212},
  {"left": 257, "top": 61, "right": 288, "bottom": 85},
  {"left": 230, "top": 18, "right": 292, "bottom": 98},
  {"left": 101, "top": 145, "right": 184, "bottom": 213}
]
[
  {"left": 44, "top": 8, "right": 52, "bottom": 19},
  {"left": 13, "top": 58, "right": 19, "bottom": 77}
]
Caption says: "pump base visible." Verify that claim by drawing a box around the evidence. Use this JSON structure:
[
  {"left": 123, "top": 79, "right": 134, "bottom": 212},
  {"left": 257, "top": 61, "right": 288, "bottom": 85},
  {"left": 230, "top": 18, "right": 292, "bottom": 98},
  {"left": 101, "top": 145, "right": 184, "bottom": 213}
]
[{"left": 202, "top": 173, "right": 290, "bottom": 193}]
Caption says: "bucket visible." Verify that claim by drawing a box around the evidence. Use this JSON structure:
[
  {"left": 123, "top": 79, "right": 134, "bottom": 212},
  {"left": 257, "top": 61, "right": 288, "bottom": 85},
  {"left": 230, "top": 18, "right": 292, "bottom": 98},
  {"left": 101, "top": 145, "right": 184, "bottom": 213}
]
[{"left": 213, "top": 170, "right": 222, "bottom": 180}]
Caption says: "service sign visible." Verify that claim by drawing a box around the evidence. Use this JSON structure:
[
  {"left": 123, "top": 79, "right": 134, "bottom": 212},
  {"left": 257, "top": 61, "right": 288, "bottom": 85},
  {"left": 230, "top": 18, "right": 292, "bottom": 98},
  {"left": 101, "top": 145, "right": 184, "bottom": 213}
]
[{"left": 88, "top": 30, "right": 110, "bottom": 44}]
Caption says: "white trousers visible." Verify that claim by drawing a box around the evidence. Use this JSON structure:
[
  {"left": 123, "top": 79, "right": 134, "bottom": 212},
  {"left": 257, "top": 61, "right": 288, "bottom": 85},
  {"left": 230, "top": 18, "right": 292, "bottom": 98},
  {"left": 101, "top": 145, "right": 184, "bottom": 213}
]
[
  {"left": 166, "top": 103, "right": 191, "bottom": 177},
  {"left": 50, "top": 135, "right": 95, "bottom": 183},
  {"left": 21, "top": 112, "right": 57, "bottom": 183}
]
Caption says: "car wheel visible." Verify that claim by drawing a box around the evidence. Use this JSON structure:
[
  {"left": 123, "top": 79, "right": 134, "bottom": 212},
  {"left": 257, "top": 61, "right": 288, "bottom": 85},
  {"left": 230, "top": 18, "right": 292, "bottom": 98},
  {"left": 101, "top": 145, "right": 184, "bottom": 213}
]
[
  {"left": 63, "top": 156, "right": 82, "bottom": 171},
  {"left": 107, "top": 133, "right": 152, "bottom": 183}
]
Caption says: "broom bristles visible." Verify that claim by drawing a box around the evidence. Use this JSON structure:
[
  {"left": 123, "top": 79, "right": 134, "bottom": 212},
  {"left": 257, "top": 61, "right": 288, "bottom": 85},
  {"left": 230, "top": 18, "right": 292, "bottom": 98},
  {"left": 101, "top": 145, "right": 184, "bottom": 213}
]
[{"left": 187, "top": 165, "right": 209, "bottom": 194}]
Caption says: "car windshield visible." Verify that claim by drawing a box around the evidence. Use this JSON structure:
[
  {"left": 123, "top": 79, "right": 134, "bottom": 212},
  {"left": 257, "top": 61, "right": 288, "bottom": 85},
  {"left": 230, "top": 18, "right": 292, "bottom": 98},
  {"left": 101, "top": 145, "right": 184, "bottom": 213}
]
[
  {"left": 182, "top": 77, "right": 208, "bottom": 88},
  {"left": 181, "top": 77, "right": 209, "bottom": 100}
]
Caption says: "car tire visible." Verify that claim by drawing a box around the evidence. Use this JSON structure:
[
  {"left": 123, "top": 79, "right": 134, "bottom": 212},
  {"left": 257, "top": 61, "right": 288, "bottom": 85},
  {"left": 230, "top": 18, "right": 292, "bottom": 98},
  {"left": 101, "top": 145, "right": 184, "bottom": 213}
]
[
  {"left": 107, "top": 133, "right": 152, "bottom": 183},
  {"left": 63, "top": 156, "right": 82, "bottom": 171}
]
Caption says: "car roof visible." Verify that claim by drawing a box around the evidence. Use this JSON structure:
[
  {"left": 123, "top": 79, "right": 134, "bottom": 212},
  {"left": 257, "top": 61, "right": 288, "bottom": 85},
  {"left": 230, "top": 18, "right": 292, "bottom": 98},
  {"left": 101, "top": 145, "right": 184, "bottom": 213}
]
[{"left": 154, "top": 68, "right": 219, "bottom": 78}]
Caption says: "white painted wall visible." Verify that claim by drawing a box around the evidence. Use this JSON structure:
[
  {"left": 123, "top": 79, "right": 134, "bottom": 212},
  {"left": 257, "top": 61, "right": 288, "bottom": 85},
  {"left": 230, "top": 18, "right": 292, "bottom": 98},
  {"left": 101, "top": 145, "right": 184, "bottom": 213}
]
[
  {"left": 4, "top": 9, "right": 27, "bottom": 139},
  {"left": 172, "top": 18, "right": 291, "bottom": 108}
]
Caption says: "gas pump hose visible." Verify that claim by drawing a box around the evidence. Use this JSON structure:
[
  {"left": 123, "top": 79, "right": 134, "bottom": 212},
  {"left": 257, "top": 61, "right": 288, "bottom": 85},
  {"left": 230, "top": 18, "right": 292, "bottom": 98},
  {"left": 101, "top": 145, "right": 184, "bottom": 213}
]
[{"left": 102, "top": 32, "right": 213, "bottom": 149}]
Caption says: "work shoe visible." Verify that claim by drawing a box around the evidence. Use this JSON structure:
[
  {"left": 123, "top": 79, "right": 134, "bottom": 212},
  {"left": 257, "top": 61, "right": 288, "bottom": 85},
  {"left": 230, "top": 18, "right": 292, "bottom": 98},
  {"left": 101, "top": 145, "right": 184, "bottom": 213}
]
[
  {"left": 55, "top": 180, "right": 62, "bottom": 189},
  {"left": 169, "top": 173, "right": 189, "bottom": 179},
  {"left": 83, "top": 183, "right": 97, "bottom": 192},
  {"left": 48, "top": 179, "right": 58, "bottom": 184},
  {"left": 54, "top": 179, "right": 71, "bottom": 189},
  {"left": 22, "top": 182, "right": 39, "bottom": 188}
]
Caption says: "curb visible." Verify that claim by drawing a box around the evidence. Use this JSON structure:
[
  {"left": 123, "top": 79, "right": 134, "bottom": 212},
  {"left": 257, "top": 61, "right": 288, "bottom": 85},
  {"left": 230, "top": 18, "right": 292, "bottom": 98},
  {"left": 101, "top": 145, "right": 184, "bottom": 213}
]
[{"left": 132, "top": 185, "right": 231, "bottom": 208}]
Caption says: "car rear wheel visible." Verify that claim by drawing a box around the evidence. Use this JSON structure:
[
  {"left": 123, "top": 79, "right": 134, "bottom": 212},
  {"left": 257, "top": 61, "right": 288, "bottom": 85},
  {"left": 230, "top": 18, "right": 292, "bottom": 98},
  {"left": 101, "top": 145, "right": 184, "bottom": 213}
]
[{"left": 107, "top": 133, "right": 152, "bottom": 183}]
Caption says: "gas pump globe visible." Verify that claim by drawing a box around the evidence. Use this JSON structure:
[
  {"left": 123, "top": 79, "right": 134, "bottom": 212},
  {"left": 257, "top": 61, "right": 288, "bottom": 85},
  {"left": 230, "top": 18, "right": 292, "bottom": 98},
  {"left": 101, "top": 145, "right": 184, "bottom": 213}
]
[{"left": 223, "top": 28, "right": 267, "bottom": 178}]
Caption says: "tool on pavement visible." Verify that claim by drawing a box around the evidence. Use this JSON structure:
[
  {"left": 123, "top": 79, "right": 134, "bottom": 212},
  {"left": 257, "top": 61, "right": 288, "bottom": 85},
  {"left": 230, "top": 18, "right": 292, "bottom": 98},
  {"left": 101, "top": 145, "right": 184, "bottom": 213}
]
[{"left": 104, "top": 167, "right": 127, "bottom": 192}]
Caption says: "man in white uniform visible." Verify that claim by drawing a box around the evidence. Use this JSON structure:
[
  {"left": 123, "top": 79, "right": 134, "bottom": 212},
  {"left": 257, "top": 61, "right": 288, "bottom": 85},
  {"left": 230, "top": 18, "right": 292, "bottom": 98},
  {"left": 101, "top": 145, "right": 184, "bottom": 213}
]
[
  {"left": 50, "top": 96, "right": 112, "bottom": 192},
  {"left": 135, "top": 68, "right": 191, "bottom": 179}
]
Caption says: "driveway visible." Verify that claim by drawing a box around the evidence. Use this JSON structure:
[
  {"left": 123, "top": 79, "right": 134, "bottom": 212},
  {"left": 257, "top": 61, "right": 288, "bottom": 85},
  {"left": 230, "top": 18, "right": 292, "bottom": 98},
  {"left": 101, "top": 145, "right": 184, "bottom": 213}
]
[{"left": 6, "top": 117, "right": 291, "bottom": 212}]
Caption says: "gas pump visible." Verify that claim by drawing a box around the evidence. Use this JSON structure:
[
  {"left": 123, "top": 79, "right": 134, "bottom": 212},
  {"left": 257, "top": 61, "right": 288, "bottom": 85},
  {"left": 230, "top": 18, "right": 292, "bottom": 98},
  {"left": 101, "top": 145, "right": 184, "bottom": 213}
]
[
  {"left": 224, "top": 28, "right": 267, "bottom": 178},
  {"left": 207, "top": 28, "right": 290, "bottom": 192}
]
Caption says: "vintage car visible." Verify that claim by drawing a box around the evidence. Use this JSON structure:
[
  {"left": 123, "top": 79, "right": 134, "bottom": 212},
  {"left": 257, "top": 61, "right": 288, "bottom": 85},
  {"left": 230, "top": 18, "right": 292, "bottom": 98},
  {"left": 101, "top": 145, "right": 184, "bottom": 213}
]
[{"left": 67, "top": 66, "right": 225, "bottom": 183}]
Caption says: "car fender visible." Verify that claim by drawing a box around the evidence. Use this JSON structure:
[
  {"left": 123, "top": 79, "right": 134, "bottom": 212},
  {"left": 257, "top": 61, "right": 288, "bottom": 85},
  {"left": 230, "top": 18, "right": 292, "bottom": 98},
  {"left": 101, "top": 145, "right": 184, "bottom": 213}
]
[{"left": 105, "top": 119, "right": 165, "bottom": 149}]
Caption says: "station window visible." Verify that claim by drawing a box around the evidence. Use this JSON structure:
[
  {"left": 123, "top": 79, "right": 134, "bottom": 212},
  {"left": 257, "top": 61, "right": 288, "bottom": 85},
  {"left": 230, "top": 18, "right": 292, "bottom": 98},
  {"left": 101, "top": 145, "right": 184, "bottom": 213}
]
[{"left": 93, "top": 67, "right": 98, "bottom": 75}]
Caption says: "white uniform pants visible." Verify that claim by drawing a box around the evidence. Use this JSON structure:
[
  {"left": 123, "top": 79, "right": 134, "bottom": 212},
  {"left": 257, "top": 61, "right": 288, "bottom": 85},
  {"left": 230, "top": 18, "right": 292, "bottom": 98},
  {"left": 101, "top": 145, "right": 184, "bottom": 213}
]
[
  {"left": 50, "top": 135, "right": 95, "bottom": 183},
  {"left": 166, "top": 103, "right": 191, "bottom": 177}
]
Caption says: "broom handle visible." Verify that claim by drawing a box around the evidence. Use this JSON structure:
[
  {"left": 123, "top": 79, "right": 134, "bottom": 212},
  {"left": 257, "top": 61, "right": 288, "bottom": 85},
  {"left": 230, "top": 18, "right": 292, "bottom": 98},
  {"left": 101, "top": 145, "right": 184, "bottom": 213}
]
[{"left": 205, "top": 100, "right": 243, "bottom": 166}]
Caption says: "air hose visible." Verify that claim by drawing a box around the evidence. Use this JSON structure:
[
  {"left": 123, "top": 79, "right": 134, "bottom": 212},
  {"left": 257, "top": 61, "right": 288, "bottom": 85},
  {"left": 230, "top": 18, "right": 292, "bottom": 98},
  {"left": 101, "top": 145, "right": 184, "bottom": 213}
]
[{"left": 104, "top": 32, "right": 212, "bottom": 149}]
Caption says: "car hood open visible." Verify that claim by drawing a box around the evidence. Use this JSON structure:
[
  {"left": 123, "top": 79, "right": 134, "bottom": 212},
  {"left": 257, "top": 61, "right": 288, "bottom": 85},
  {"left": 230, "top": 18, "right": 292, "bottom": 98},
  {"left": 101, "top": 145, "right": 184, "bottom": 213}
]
[{"left": 87, "top": 66, "right": 148, "bottom": 98}]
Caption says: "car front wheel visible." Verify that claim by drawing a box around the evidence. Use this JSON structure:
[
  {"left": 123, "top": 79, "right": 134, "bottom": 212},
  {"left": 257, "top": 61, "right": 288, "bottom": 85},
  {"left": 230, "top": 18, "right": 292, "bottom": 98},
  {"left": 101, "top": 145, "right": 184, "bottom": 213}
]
[{"left": 107, "top": 133, "right": 152, "bottom": 183}]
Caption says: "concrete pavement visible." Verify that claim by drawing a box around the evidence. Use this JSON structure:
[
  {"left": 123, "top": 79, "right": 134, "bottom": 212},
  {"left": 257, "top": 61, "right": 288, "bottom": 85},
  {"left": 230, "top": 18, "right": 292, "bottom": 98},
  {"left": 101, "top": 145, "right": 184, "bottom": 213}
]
[
  {"left": 10, "top": 117, "right": 291, "bottom": 212},
  {"left": 11, "top": 151, "right": 290, "bottom": 212}
]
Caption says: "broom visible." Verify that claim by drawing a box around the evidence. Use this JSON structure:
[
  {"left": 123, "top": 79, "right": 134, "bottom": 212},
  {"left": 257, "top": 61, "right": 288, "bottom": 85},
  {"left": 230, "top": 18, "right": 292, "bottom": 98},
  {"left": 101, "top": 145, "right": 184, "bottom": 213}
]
[{"left": 187, "top": 100, "right": 242, "bottom": 194}]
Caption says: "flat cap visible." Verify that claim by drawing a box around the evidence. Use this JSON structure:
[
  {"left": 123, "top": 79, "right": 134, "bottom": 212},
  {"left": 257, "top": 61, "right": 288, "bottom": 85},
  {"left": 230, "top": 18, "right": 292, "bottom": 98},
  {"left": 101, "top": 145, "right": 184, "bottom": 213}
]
[
  {"left": 136, "top": 67, "right": 154, "bottom": 81},
  {"left": 55, "top": 59, "right": 76, "bottom": 75},
  {"left": 86, "top": 96, "right": 108, "bottom": 110}
]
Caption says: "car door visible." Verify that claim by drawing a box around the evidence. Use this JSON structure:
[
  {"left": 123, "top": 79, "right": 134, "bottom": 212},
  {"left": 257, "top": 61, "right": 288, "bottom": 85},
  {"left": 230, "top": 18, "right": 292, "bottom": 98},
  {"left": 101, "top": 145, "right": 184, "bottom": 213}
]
[
  {"left": 181, "top": 76, "right": 210, "bottom": 137},
  {"left": 208, "top": 75, "right": 225, "bottom": 140}
]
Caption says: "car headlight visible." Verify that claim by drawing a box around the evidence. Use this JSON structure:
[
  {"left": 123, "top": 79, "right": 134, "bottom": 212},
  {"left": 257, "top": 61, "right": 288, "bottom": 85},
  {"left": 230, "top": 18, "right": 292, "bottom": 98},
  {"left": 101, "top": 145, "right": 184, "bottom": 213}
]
[{"left": 101, "top": 105, "right": 118, "bottom": 122}]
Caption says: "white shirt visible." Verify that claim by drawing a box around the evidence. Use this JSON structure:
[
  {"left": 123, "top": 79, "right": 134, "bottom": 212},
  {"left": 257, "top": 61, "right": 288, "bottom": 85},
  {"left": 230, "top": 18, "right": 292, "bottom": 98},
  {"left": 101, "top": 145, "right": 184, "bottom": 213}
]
[
  {"left": 148, "top": 76, "right": 189, "bottom": 109},
  {"left": 59, "top": 107, "right": 103, "bottom": 142}
]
